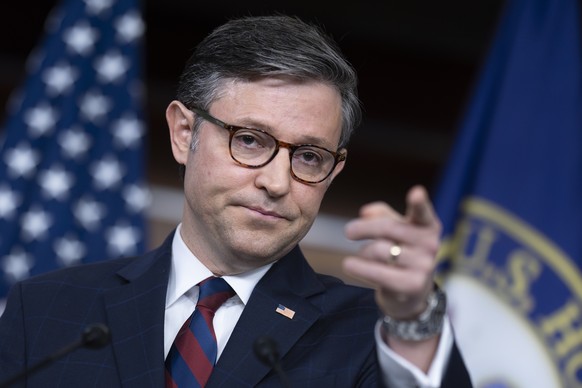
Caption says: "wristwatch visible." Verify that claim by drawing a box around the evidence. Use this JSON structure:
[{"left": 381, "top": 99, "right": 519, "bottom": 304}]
[{"left": 381, "top": 286, "right": 447, "bottom": 341}]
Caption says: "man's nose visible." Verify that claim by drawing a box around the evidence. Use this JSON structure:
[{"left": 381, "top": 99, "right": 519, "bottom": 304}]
[{"left": 253, "top": 148, "right": 292, "bottom": 197}]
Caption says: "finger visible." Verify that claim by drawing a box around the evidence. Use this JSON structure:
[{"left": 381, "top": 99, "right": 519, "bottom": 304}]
[
  {"left": 359, "top": 201, "right": 401, "bottom": 220},
  {"left": 405, "top": 185, "right": 439, "bottom": 227},
  {"left": 344, "top": 217, "right": 394, "bottom": 241},
  {"left": 345, "top": 216, "right": 437, "bottom": 245},
  {"left": 342, "top": 256, "right": 428, "bottom": 295},
  {"left": 356, "top": 240, "right": 400, "bottom": 265},
  {"left": 356, "top": 241, "right": 434, "bottom": 271},
  {"left": 342, "top": 255, "right": 405, "bottom": 288}
]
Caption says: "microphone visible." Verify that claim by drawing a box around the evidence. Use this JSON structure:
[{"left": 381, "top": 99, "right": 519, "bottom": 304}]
[
  {"left": 0, "top": 323, "right": 111, "bottom": 388},
  {"left": 253, "top": 335, "right": 290, "bottom": 388},
  {"left": 81, "top": 324, "right": 111, "bottom": 349}
]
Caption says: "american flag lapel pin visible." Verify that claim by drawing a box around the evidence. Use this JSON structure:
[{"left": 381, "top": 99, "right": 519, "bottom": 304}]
[{"left": 275, "top": 304, "right": 295, "bottom": 319}]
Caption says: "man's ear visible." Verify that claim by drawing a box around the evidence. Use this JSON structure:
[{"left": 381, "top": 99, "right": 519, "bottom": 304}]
[
  {"left": 166, "top": 100, "right": 194, "bottom": 165},
  {"left": 326, "top": 149, "right": 347, "bottom": 187}
]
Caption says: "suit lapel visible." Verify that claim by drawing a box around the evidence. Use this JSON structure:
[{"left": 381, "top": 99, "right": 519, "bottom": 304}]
[
  {"left": 210, "top": 246, "right": 324, "bottom": 387},
  {"left": 103, "top": 233, "right": 174, "bottom": 386}
]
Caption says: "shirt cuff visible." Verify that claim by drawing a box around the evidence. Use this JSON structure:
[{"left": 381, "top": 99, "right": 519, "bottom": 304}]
[{"left": 375, "top": 315, "right": 454, "bottom": 388}]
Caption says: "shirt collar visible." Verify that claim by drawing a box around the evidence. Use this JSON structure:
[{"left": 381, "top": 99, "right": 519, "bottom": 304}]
[{"left": 166, "top": 223, "right": 273, "bottom": 308}]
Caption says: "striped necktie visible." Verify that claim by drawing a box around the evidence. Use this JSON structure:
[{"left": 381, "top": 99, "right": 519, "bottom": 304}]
[{"left": 165, "top": 276, "right": 235, "bottom": 387}]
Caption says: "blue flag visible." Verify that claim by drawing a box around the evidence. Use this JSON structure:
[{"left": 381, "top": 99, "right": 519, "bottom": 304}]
[
  {"left": 0, "top": 0, "right": 149, "bottom": 308},
  {"left": 434, "top": 0, "right": 582, "bottom": 386}
]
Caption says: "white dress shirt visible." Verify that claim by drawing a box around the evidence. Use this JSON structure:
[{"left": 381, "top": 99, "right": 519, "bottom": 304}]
[
  {"left": 164, "top": 223, "right": 453, "bottom": 387},
  {"left": 164, "top": 224, "right": 272, "bottom": 359}
]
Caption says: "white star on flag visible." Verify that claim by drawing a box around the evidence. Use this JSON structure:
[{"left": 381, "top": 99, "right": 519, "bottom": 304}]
[
  {"left": 38, "top": 166, "right": 74, "bottom": 200},
  {"left": 106, "top": 223, "right": 141, "bottom": 256},
  {"left": 112, "top": 116, "right": 144, "bottom": 148},
  {"left": 91, "top": 156, "right": 124, "bottom": 190},
  {"left": 0, "top": 186, "right": 21, "bottom": 219},
  {"left": 85, "top": 0, "right": 114, "bottom": 15},
  {"left": 95, "top": 51, "right": 129, "bottom": 83},
  {"left": 62, "top": 21, "right": 98, "bottom": 56},
  {"left": 24, "top": 104, "right": 58, "bottom": 137},
  {"left": 21, "top": 208, "right": 53, "bottom": 241},
  {"left": 74, "top": 197, "right": 106, "bottom": 231},
  {"left": 4, "top": 144, "right": 40, "bottom": 178},
  {"left": 123, "top": 184, "right": 151, "bottom": 213},
  {"left": 58, "top": 128, "right": 92, "bottom": 159},
  {"left": 42, "top": 63, "right": 78, "bottom": 95},
  {"left": 80, "top": 91, "right": 112, "bottom": 123},
  {"left": 54, "top": 235, "right": 86, "bottom": 267},
  {"left": 115, "top": 11, "right": 145, "bottom": 43},
  {"left": 1, "top": 250, "right": 34, "bottom": 282}
]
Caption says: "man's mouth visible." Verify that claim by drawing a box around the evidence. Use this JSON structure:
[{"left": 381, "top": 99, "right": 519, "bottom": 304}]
[{"left": 245, "top": 206, "right": 286, "bottom": 219}]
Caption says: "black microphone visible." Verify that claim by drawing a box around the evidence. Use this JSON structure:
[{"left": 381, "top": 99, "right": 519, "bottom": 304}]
[
  {"left": 253, "top": 335, "right": 290, "bottom": 388},
  {"left": 0, "top": 323, "right": 111, "bottom": 388}
]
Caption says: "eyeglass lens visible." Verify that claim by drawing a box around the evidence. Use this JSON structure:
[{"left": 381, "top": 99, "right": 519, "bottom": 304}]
[{"left": 230, "top": 129, "right": 336, "bottom": 182}]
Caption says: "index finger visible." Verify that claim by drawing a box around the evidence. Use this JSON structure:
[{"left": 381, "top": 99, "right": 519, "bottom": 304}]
[{"left": 405, "top": 185, "right": 439, "bottom": 227}]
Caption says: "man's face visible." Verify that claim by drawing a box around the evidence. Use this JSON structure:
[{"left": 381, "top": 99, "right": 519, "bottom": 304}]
[{"left": 168, "top": 77, "right": 345, "bottom": 275}]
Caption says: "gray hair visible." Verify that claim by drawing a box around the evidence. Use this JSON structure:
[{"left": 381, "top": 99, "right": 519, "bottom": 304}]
[{"left": 176, "top": 15, "right": 361, "bottom": 149}]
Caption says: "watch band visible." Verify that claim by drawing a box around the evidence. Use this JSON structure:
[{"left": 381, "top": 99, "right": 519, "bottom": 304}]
[{"left": 381, "top": 286, "right": 447, "bottom": 341}]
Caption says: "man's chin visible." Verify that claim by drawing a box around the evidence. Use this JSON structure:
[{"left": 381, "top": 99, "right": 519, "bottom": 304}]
[{"left": 228, "top": 234, "right": 298, "bottom": 265}]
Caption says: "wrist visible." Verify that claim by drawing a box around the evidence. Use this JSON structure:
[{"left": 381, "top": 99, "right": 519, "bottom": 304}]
[{"left": 381, "top": 286, "right": 447, "bottom": 341}]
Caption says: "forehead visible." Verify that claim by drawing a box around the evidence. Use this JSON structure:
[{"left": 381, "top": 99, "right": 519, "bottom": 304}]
[{"left": 209, "top": 77, "right": 343, "bottom": 148}]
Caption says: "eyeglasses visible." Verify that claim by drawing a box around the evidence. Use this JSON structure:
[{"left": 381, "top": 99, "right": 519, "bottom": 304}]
[{"left": 191, "top": 108, "right": 346, "bottom": 184}]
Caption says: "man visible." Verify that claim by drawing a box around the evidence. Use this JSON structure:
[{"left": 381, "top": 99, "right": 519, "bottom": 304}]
[{"left": 0, "top": 15, "right": 472, "bottom": 387}]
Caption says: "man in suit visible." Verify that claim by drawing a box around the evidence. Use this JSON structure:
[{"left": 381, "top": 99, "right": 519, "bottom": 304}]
[{"left": 0, "top": 15, "right": 472, "bottom": 387}]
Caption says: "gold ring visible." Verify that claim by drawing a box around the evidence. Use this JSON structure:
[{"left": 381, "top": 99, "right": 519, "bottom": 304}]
[{"left": 388, "top": 244, "right": 402, "bottom": 263}]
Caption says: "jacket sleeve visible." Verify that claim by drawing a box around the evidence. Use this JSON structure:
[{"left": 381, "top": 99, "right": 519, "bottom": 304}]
[{"left": 0, "top": 283, "right": 27, "bottom": 387}]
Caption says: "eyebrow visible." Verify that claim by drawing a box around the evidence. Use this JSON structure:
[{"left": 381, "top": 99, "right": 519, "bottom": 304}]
[
  {"left": 295, "top": 134, "right": 335, "bottom": 147},
  {"left": 235, "top": 117, "right": 337, "bottom": 149}
]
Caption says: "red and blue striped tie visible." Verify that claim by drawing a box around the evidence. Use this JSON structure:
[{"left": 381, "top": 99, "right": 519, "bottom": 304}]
[{"left": 165, "top": 277, "right": 235, "bottom": 387}]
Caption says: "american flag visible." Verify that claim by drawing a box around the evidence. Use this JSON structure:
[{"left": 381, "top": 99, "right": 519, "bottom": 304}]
[
  {"left": 275, "top": 304, "right": 295, "bottom": 319},
  {"left": 0, "top": 0, "right": 149, "bottom": 309}
]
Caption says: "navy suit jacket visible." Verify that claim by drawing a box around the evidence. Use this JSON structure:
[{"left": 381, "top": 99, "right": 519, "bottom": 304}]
[{"left": 0, "top": 232, "right": 472, "bottom": 387}]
